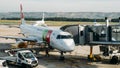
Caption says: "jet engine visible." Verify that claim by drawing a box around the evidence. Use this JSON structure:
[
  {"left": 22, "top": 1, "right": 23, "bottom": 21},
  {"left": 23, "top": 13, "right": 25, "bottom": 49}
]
[{"left": 11, "top": 41, "right": 28, "bottom": 48}]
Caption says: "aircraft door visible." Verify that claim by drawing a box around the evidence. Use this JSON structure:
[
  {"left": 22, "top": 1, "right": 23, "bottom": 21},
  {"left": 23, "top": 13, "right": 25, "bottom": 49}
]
[{"left": 79, "top": 25, "right": 85, "bottom": 45}]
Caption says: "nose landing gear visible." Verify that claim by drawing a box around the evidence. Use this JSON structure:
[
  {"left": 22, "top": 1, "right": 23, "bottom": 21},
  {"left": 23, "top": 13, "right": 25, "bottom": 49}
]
[{"left": 59, "top": 51, "right": 65, "bottom": 61}]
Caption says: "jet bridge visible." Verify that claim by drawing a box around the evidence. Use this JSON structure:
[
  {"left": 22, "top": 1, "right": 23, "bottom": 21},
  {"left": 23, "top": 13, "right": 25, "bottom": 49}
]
[
  {"left": 60, "top": 25, "right": 87, "bottom": 45},
  {"left": 60, "top": 21, "right": 120, "bottom": 63},
  {"left": 60, "top": 24, "right": 120, "bottom": 45}
]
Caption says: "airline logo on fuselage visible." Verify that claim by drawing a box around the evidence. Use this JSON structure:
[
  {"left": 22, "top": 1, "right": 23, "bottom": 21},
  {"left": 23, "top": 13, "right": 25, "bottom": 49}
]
[{"left": 42, "top": 30, "right": 53, "bottom": 44}]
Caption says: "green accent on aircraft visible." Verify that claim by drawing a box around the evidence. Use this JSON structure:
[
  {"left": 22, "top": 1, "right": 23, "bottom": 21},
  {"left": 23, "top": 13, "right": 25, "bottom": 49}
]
[{"left": 42, "top": 30, "right": 48, "bottom": 41}]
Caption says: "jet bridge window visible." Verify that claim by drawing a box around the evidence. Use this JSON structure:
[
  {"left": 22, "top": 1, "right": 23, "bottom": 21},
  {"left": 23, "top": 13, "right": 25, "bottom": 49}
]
[
  {"left": 56, "top": 35, "right": 73, "bottom": 39},
  {"left": 80, "top": 31, "right": 83, "bottom": 36}
]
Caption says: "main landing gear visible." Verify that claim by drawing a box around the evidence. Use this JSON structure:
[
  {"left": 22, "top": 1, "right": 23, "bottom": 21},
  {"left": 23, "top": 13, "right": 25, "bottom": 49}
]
[
  {"left": 45, "top": 44, "right": 65, "bottom": 61},
  {"left": 88, "top": 46, "right": 94, "bottom": 61},
  {"left": 45, "top": 48, "right": 65, "bottom": 61},
  {"left": 45, "top": 47, "right": 50, "bottom": 57}
]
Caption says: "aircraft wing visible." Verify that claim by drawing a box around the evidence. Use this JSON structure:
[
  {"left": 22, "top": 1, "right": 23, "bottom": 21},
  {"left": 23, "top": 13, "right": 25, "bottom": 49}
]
[{"left": 0, "top": 36, "right": 37, "bottom": 42}]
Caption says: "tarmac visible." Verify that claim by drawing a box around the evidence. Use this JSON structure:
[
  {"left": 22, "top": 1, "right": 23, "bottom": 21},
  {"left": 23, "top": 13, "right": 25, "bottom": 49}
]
[{"left": 0, "top": 25, "right": 120, "bottom": 68}]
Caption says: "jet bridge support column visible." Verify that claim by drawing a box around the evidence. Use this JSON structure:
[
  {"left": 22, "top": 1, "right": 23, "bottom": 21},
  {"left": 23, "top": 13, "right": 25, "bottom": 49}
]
[
  {"left": 88, "top": 46, "right": 95, "bottom": 61},
  {"left": 88, "top": 46, "right": 101, "bottom": 61},
  {"left": 105, "top": 17, "right": 112, "bottom": 42},
  {"left": 90, "top": 46, "right": 93, "bottom": 59}
]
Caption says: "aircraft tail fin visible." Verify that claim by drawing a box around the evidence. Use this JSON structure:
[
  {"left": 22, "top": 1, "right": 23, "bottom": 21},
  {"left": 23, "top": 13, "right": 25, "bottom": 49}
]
[
  {"left": 42, "top": 13, "right": 44, "bottom": 21},
  {"left": 20, "top": 3, "right": 26, "bottom": 24},
  {"left": 34, "top": 13, "right": 47, "bottom": 26}
]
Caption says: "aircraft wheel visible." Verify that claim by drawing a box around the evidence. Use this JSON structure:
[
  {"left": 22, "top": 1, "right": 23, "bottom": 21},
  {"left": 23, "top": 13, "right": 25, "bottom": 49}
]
[
  {"left": 59, "top": 56, "right": 65, "bottom": 61},
  {"left": 22, "top": 63, "right": 32, "bottom": 68},
  {"left": 45, "top": 49, "right": 49, "bottom": 57}
]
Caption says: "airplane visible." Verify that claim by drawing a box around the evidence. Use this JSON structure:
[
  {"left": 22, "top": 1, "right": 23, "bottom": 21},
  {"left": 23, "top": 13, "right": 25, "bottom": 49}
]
[
  {"left": 33, "top": 13, "right": 47, "bottom": 26},
  {"left": 0, "top": 3, "right": 75, "bottom": 60}
]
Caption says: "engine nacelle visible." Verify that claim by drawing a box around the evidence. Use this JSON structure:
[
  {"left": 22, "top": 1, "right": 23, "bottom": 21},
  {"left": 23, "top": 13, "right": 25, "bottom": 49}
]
[{"left": 11, "top": 41, "right": 28, "bottom": 48}]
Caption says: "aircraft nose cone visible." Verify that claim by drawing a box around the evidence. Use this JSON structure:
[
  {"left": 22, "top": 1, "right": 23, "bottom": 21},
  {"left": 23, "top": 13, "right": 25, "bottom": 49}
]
[
  {"left": 64, "top": 39, "right": 75, "bottom": 52},
  {"left": 67, "top": 46, "right": 74, "bottom": 52},
  {"left": 69, "top": 42, "right": 75, "bottom": 51}
]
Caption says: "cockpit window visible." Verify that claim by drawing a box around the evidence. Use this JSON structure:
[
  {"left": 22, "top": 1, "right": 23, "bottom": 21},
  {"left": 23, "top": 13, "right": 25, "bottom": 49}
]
[{"left": 57, "top": 35, "right": 73, "bottom": 39}]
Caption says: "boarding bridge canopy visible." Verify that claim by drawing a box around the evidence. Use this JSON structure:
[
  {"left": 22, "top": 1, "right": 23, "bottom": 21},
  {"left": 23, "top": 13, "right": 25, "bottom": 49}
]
[{"left": 60, "top": 25, "right": 120, "bottom": 45}]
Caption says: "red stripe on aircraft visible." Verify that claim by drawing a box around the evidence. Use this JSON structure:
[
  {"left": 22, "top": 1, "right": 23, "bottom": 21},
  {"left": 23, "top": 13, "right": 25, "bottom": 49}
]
[{"left": 46, "top": 30, "right": 52, "bottom": 44}]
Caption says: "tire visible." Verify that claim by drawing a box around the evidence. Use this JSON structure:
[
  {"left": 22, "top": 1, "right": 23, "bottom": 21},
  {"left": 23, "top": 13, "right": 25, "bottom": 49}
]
[
  {"left": 21, "top": 63, "right": 31, "bottom": 68},
  {"left": 110, "top": 56, "right": 119, "bottom": 64},
  {"left": 26, "top": 65, "right": 32, "bottom": 68},
  {"left": 2, "top": 61, "right": 7, "bottom": 67},
  {"left": 59, "top": 56, "right": 65, "bottom": 61},
  {"left": 33, "top": 63, "right": 38, "bottom": 67},
  {"left": 21, "top": 63, "right": 26, "bottom": 68}
]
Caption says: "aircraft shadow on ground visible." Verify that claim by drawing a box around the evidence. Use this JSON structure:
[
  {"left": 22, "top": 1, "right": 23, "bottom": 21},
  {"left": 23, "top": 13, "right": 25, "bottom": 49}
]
[{"left": 37, "top": 54, "right": 100, "bottom": 68}]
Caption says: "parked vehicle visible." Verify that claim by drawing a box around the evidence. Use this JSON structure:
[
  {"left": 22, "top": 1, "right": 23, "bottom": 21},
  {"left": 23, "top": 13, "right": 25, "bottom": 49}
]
[{"left": 0, "top": 50, "right": 38, "bottom": 68}]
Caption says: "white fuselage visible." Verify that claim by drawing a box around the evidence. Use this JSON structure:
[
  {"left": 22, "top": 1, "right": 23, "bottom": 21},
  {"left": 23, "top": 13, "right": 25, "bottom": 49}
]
[{"left": 20, "top": 23, "right": 75, "bottom": 52}]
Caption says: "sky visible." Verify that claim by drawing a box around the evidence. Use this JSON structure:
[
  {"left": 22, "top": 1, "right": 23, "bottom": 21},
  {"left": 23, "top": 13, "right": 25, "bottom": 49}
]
[{"left": 0, "top": 0, "right": 120, "bottom": 12}]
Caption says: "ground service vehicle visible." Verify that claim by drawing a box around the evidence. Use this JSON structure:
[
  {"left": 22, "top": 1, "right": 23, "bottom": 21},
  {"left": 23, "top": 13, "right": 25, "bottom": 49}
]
[
  {"left": 109, "top": 49, "right": 120, "bottom": 64},
  {"left": 2, "top": 50, "right": 38, "bottom": 68}
]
